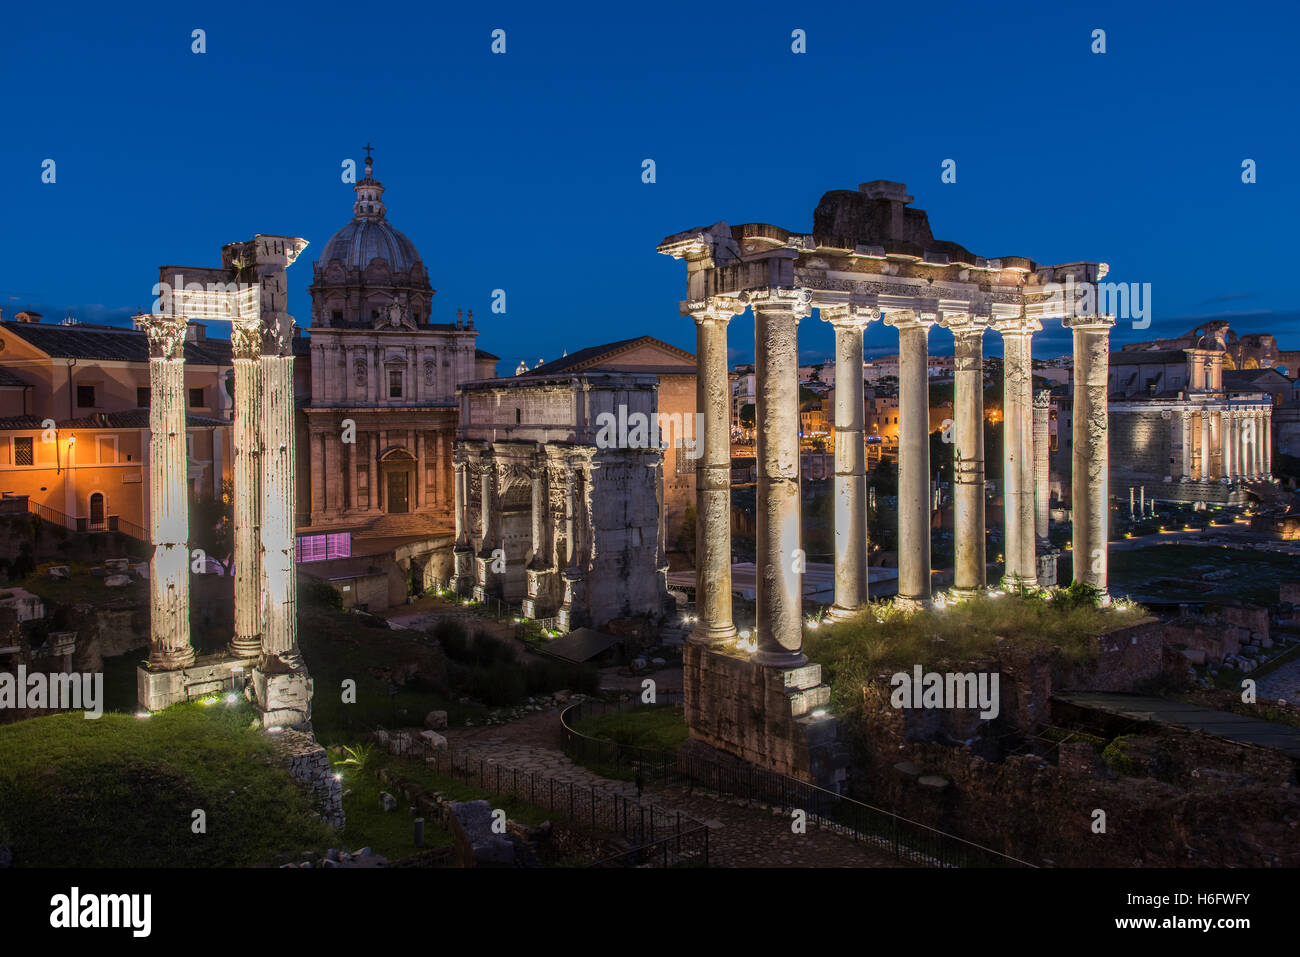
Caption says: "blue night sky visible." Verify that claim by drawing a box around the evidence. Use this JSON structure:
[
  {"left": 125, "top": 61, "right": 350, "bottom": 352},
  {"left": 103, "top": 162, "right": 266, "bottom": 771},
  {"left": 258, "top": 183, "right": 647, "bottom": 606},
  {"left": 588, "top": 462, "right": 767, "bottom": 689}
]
[{"left": 2, "top": 0, "right": 1296, "bottom": 371}]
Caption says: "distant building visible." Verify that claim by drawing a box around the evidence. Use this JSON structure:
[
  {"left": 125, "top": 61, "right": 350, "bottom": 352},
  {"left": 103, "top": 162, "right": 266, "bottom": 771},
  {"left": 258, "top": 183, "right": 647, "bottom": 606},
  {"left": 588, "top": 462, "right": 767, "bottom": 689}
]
[{"left": 0, "top": 317, "right": 234, "bottom": 537}]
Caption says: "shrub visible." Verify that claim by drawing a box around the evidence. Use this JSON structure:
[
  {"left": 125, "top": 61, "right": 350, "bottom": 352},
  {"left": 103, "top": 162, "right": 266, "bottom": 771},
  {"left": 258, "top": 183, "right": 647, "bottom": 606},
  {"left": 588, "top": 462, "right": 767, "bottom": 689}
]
[{"left": 299, "top": 578, "right": 342, "bottom": 610}]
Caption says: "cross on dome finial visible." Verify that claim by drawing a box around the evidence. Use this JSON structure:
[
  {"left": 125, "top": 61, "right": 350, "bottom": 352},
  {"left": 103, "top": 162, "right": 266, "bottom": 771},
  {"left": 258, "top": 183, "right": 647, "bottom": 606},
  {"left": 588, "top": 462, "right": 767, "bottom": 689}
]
[{"left": 352, "top": 143, "right": 386, "bottom": 221}]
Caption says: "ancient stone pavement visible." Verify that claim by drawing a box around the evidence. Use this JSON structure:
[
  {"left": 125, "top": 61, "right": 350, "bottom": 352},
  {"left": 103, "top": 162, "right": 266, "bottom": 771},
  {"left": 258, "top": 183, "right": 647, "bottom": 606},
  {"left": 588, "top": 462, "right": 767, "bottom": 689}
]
[{"left": 443, "top": 709, "right": 903, "bottom": 868}]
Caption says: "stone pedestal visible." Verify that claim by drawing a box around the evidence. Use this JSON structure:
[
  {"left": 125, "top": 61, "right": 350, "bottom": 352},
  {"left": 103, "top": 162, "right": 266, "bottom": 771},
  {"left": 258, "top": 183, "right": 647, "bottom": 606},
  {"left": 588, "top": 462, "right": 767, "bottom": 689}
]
[
  {"left": 137, "top": 653, "right": 255, "bottom": 712},
  {"left": 251, "top": 663, "right": 313, "bottom": 731},
  {"left": 683, "top": 642, "right": 846, "bottom": 791}
]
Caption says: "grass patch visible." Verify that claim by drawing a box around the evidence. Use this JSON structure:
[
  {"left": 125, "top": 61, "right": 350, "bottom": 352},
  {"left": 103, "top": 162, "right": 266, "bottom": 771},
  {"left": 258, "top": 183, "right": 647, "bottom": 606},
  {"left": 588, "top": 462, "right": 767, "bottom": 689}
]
[
  {"left": 804, "top": 593, "right": 1145, "bottom": 712},
  {"left": 0, "top": 701, "right": 334, "bottom": 867},
  {"left": 571, "top": 706, "right": 688, "bottom": 753}
]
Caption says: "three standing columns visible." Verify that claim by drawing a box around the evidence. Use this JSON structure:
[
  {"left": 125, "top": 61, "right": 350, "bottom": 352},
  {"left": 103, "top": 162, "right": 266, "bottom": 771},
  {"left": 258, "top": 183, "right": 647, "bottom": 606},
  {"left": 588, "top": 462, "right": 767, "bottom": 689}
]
[
  {"left": 1066, "top": 315, "right": 1114, "bottom": 596},
  {"left": 994, "top": 313, "right": 1041, "bottom": 586},
  {"left": 140, "top": 314, "right": 195, "bottom": 670},
  {"left": 885, "top": 309, "right": 935, "bottom": 610},
  {"left": 944, "top": 317, "right": 988, "bottom": 596},
  {"left": 685, "top": 297, "right": 743, "bottom": 645},
  {"left": 750, "top": 288, "right": 811, "bottom": 667},
  {"left": 822, "top": 302, "right": 876, "bottom": 619}
]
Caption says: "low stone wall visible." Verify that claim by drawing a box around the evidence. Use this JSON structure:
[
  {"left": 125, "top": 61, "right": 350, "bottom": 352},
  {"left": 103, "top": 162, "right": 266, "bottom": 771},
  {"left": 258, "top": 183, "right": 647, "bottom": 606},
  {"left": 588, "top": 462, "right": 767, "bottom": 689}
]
[
  {"left": 1057, "top": 617, "right": 1171, "bottom": 691},
  {"left": 683, "top": 642, "right": 846, "bottom": 789},
  {"left": 847, "top": 693, "right": 1300, "bottom": 867},
  {"left": 268, "top": 728, "right": 344, "bottom": 829}
]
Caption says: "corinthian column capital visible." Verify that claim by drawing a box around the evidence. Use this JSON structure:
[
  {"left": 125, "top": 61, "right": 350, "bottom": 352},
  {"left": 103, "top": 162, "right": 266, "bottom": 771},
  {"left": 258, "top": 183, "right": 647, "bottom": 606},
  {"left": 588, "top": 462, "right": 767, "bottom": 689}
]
[
  {"left": 682, "top": 296, "right": 746, "bottom": 323},
  {"left": 882, "top": 308, "right": 934, "bottom": 331},
  {"left": 135, "top": 313, "right": 189, "bottom": 359},
  {"left": 231, "top": 316, "right": 263, "bottom": 360},
  {"left": 1062, "top": 313, "right": 1116, "bottom": 332},
  {"left": 747, "top": 286, "right": 813, "bottom": 319},
  {"left": 818, "top": 295, "right": 881, "bottom": 329},
  {"left": 990, "top": 312, "right": 1043, "bottom": 336}
]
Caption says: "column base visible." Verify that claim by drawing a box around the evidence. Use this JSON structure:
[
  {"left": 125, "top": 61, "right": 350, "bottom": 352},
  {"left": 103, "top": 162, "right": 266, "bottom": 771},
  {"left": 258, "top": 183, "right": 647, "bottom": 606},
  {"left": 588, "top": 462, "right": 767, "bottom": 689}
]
[
  {"left": 750, "top": 647, "right": 809, "bottom": 669},
  {"left": 949, "top": 587, "right": 984, "bottom": 602},
  {"left": 229, "top": 636, "right": 261, "bottom": 659},
  {"left": 148, "top": 647, "right": 196, "bottom": 671},
  {"left": 893, "top": 595, "right": 929, "bottom": 614},
  {"left": 688, "top": 622, "right": 738, "bottom": 646},
  {"left": 826, "top": 602, "right": 869, "bottom": 622}
]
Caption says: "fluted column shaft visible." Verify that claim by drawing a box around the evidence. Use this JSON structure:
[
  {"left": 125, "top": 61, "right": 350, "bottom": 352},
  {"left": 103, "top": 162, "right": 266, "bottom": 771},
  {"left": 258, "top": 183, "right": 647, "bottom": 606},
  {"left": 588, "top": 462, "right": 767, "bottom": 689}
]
[
  {"left": 751, "top": 289, "right": 810, "bottom": 666},
  {"left": 1067, "top": 316, "right": 1113, "bottom": 595},
  {"left": 948, "top": 321, "right": 987, "bottom": 594},
  {"left": 479, "top": 455, "right": 497, "bottom": 557},
  {"left": 686, "top": 298, "right": 742, "bottom": 644},
  {"left": 1200, "top": 409, "right": 1211, "bottom": 481},
  {"left": 888, "top": 311, "right": 935, "bottom": 607},
  {"left": 452, "top": 461, "right": 466, "bottom": 543},
  {"left": 1258, "top": 408, "right": 1268, "bottom": 475},
  {"left": 141, "top": 314, "right": 194, "bottom": 669},
  {"left": 259, "top": 322, "right": 299, "bottom": 666},
  {"left": 823, "top": 306, "right": 873, "bottom": 618},
  {"left": 1033, "top": 389, "right": 1052, "bottom": 543},
  {"left": 230, "top": 319, "right": 263, "bottom": 658},
  {"left": 1218, "top": 413, "right": 1227, "bottom": 482},
  {"left": 1181, "top": 410, "right": 1192, "bottom": 481},
  {"left": 995, "top": 317, "right": 1040, "bottom": 584},
  {"left": 529, "top": 456, "right": 546, "bottom": 568}
]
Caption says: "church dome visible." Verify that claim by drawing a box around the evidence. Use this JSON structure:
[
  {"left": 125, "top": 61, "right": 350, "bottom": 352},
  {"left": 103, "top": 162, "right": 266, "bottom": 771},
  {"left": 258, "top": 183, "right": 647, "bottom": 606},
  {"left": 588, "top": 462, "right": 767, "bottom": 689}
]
[{"left": 320, "top": 218, "right": 422, "bottom": 273}]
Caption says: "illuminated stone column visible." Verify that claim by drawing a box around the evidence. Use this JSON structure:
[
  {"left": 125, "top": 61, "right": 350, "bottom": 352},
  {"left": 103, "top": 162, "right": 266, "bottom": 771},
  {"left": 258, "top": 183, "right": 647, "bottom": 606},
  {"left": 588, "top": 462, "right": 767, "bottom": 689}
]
[
  {"left": 822, "top": 301, "right": 876, "bottom": 618},
  {"left": 1066, "top": 315, "right": 1114, "bottom": 596},
  {"left": 229, "top": 317, "right": 263, "bottom": 659},
  {"left": 1254, "top": 409, "right": 1265, "bottom": 479},
  {"left": 1218, "top": 409, "right": 1230, "bottom": 483},
  {"left": 886, "top": 308, "right": 936, "bottom": 609},
  {"left": 993, "top": 314, "right": 1041, "bottom": 585},
  {"left": 944, "top": 316, "right": 987, "bottom": 595},
  {"left": 139, "top": 314, "right": 194, "bottom": 670},
  {"left": 1180, "top": 409, "right": 1192, "bottom": 481},
  {"left": 750, "top": 288, "right": 811, "bottom": 666},
  {"left": 1200, "top": 409, "right": 1211, "bottom": 481},
  {"left": 451, "top": 453, "right": 475, "bottom": 594},
  {"left": 1264, "top": 408, "right": 1272, "bottom": 478},
  {"left": 258, "top": 313, "right": 301, "bottom": 668},
  {"left": 1033, "top": 389, "right": 1052, "bottom": 545},
  {"left": 685, "top": 297, "right": 744, "bottom": 644}
]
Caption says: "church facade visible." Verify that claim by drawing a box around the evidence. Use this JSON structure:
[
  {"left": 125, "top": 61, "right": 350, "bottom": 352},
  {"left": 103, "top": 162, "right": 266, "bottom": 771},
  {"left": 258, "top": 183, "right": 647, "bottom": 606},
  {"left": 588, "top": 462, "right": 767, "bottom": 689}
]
[{"left": 300, "top": 153, "right": 497, "bottom": 546}]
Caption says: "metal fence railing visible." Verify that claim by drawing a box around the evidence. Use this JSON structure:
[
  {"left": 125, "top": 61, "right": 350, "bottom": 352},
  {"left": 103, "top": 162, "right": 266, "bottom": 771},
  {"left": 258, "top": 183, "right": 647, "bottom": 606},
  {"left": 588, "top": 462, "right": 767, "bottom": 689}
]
[
  {"left": 379, "top": 730, "right": 710, "bottom": 868},
  {"left": 560, "top": 696, "right": 1034, "bottom": 869}
]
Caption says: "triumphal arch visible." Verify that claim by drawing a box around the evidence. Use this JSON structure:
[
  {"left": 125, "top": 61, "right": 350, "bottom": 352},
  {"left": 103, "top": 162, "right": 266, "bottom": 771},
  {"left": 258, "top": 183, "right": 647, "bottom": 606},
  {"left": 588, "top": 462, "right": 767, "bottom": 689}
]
[
  {"left": 658, "top": 181, "right": 1113, "bottom": 786},
  {"left": 135, "top": 235, "right": 314, "bottom": 730}
]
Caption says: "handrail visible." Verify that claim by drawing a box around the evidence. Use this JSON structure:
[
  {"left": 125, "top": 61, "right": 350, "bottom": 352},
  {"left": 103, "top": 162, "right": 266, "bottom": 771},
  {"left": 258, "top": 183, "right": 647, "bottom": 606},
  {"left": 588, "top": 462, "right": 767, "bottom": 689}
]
[{"left": 560, "top": 695, "right": 1035, "bottom": 869}]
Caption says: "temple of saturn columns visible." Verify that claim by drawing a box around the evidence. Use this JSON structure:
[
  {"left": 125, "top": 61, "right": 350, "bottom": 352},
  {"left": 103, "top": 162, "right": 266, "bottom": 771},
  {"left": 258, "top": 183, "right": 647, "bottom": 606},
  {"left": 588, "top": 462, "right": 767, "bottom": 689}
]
[
  {"left": 657, "top": 182, "right": 1113, "bottom": 785},
  {"left": 136, "top": 235, "right": 315, "bottom": 730}
]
